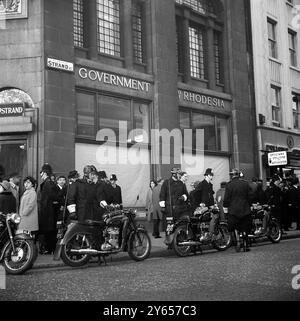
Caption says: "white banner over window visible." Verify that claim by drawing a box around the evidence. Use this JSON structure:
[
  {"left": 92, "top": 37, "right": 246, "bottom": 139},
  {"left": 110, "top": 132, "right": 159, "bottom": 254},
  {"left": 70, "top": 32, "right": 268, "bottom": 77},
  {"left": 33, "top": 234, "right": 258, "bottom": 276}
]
[{"left": 75, "top": 143, "right": 150, "bottom": 207}]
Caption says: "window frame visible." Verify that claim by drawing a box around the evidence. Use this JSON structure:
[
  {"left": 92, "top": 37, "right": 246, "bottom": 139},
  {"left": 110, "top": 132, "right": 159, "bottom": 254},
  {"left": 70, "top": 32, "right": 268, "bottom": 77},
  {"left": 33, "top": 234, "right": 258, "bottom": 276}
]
[
  {"left": 179, "top": 108, "right": 230, "bottom": 153},
  {"left": 271, "top": 85, "right": 281, "bottom": 127},
  {"left": 268, "top": 19, "right": 278, "bottom": 59},
  {"left": 292, "top": 94, "right": 300, "bottom": 130},
  {"left": 75, "top": 90, "right": 151, "bottom": 145},
  {"left": 288, "top": 29, "right": 297, "bottom": 67}
]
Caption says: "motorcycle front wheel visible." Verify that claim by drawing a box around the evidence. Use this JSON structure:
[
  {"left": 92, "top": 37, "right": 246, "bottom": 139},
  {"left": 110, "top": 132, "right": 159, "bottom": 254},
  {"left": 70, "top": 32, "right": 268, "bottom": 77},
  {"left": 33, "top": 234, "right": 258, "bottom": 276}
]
[
  {"left": 3, "top": 239, "right": 36, "bottom": 275},
  {"left": 128, "top": 230, "right": 151, "bottom": 261},
  {"left": 212, "top": 224, "right": 232, "bottom": 251},
  {"left": 61, "top": 233, "right": 92, "bottom": 267},
  {"left": 173, "top": 225, "right": 192, "bottom": 257},
  {"left": 267, "top": 220, "right": 282, "bottom": 243}
]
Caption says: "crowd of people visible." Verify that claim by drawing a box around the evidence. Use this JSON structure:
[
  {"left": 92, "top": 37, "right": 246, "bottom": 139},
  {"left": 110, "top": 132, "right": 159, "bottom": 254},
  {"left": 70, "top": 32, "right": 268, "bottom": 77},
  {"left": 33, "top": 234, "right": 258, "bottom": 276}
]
[
  {"left": 0, "top": 163, "right": 123, "bottom": 255},
  {"left": 1, "top": 162, "right": 300, "bottom": 256}
]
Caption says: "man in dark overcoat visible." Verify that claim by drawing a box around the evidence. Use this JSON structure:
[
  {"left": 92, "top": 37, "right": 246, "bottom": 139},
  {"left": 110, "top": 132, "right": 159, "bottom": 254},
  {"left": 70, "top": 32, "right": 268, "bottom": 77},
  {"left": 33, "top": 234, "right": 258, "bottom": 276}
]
[
  {"left": 223, "top": 168, "right": 253, "bottom": 252},
  {"left": 287, "top": 176, "right": 300, "bottom": 230},
  {"left": 38, "top": 163, "right": 59, "bottom": 254},
  {"left": 67, "top": 165, "right": 102, "bottom": 222}
]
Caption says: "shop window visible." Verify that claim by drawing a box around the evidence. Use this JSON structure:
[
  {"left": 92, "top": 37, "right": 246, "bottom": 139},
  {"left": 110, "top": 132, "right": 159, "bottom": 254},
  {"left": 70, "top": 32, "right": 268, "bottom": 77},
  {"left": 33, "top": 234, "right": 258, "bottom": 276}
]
[
  {"left": 288, "top": 30, "right": 297, "bottom": 67},
  {"left": 73, "top": 0, "right": 85, "bottom": 48},
  {"left": 76, "top": 92, "right": 96, "bottom": 138},
  {"left": 132, "top": 0, "right": 145, "bottom": 64},
  {"left": 268, "top": 19, "right": 277, "bottom": 59},
  {"left": 179, "top": 109, "right": 229, "bottom": 152},
  {"left": 271, "top": 86, "right": 281, "bottom": 127},
  {"left": 96, "top": 0, "right": 121, "bottom": 57},
  {"left": 292, "top": 95, "right": 300, "bottom": 130},
  {"left": 131, "top": 103, "right": 149, "bottom": 143}
]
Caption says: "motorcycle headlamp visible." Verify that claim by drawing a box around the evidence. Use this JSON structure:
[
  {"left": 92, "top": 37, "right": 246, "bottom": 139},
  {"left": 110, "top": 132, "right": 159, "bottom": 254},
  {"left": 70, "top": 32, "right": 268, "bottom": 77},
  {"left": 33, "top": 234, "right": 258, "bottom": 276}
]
[{"left": 7, "top": 213, "right": 21, "bottom": 224}]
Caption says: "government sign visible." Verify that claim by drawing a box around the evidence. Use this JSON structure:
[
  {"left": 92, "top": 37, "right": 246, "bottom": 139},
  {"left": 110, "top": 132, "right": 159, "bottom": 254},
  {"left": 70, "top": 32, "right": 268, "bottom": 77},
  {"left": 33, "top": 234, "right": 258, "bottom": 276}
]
[
  {"left": 0, "top": 103, "right": 24, "bottom": 117},
  {"left": 47, "top": 58, "right": 74, "bottom": 72},
  {"left": 268, "top": 151, "right": 288, "bottom": 167}
]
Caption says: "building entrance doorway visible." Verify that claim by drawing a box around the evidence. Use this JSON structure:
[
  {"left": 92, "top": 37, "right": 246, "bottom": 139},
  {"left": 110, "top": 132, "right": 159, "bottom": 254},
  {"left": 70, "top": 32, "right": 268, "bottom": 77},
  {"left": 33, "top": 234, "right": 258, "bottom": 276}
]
[{"left": 0, "top": 139, "right": 27, "bottom": 182}]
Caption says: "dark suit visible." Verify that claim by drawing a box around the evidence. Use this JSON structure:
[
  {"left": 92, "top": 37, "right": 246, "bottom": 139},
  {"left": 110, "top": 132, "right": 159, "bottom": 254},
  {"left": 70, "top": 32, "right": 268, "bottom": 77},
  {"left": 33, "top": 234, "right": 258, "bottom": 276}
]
[
  {"left": 223, "top": 177, "right": 252, "bottom": 233},
  {"left": 160, "top": 178, "right": 189, "bottom": 220},
  {"left": 195, "top": 179, "right": 215, "bottom": 207},
  {"left": 287, "top": 185, "right": 300, "bottom": 229}
]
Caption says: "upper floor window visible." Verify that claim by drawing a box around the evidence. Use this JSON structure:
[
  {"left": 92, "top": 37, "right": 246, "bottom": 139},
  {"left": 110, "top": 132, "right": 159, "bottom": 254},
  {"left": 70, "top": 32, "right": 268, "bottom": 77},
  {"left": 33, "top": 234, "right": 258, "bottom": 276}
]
[
  {"left": 132, "top": 0, "right": 145, "bottom": 64},
  {"left": 271, "top": 86, "right": 281, "bottom": 127},
  {"left": 214, "top": 31, "right": 223, "bottom": 84},
  {"left": 288, "top": 30, "right": 297, "bottom": 67},
  {"left": 268, "top": 19, "right": 277, "bottom": 59},
  {"left": 97, "top": 0, "right": 121, "bottom": 57},
  {"left": 292, "top": 95, "right": 300, "bottom": 130},
  {"left": 189, "top": 25, "right": 206, "bottom": 80},
  {"left": 73, "top": 0, "right": 84, "bottom": 48},
  {"left": 175, "top": 0, "right": 215, "bottom": 16}
]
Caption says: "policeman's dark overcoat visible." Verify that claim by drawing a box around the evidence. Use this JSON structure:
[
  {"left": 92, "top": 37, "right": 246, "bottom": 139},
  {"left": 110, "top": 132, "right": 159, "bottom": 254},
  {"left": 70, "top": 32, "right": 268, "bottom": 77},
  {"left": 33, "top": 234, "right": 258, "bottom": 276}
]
[
  {"left": 38, "top": 178, "right": 59, "bottom": 232},
  {"left": 223, "top": 177, "right": 252, "bottom": 218}
]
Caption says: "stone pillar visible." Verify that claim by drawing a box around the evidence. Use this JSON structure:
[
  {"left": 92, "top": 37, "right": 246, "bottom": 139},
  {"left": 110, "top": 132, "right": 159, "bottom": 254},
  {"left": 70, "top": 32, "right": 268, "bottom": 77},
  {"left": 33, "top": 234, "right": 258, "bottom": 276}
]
[
  {"left": 123, "top": 0, "right": 133, "bottom": 69},
  {"left": 87, "top": 0, "right": 98, "bottom": 60},
  {"left": 182, "top": 8, "right": 191, "bottom": 83},
  {"left": 206, "top": 19, "right": 216, "bottom": 90}
]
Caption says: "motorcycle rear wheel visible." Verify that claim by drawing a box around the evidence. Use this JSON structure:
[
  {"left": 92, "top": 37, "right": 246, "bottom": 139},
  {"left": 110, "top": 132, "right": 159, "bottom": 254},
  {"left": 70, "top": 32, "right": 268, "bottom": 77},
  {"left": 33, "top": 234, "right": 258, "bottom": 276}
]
[
  {"left": 212, "top": 224, "right": 232, "bottom": 251},
  {"left": 267, "top": 220, "right": 282, "bottom": 243},
  {"left": 3, "top": 239, "right": 35, "bottom": 275},
  {"left": 61, "top": 233, "right": 92, "bottom": 267},
  {"left": 128, "top": 230, "right": 151, "bottom": 261},
  {"left": 173, "top": 225, "right": 192, "bottom": 257}
]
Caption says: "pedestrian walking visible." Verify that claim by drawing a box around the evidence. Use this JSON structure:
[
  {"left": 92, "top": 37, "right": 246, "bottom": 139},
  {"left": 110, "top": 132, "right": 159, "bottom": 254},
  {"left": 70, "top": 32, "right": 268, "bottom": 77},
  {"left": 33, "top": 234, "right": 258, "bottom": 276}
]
[
  {"left": 287, "top": 175, "right": 300, "bottom": 231},
  {"left": 215, "top": 181, "right": 227, "bottom": 222},
  {"left": 146, "top": 180, "right": 156, "bottom": 223},
  {"left": 223, "top": 168, "right": 253, "bottom": 252},
  {"left": 18, "top": 176, "right": 39, "bottom": 235},
  {"left": 106, "top": 174, "right": 123, "bottom": 208},
  {"left": 265, "top": 175, "right": 282, "bottom": 228},
  {"left": 38, "top": 163, "right": 59, "bottom": 254}
]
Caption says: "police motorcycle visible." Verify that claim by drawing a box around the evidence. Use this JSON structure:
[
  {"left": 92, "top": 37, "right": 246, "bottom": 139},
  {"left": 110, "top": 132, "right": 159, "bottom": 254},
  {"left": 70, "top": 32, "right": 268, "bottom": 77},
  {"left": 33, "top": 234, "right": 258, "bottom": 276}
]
[
  {"left": 0, "top": 212, "right": 37, "bottom": 274},
  {"left": 166, "top": 204, "right": 232, "bottom": 257},
  {"left": 54, "top": 204, "right": 151, "bottom": 267},
  {"left": 249, "top": 203, "right": 282, "bottom": 243}
]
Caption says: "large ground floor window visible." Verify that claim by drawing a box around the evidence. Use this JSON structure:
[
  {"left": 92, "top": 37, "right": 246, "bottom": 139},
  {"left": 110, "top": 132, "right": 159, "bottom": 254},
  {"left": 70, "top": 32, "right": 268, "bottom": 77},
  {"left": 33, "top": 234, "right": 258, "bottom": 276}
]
[
  {"left": 179, "top": 109, "right": 230, "bottom": 152},
  {"left": 76, "top": 90, "right": 150, "bottom": 144}
]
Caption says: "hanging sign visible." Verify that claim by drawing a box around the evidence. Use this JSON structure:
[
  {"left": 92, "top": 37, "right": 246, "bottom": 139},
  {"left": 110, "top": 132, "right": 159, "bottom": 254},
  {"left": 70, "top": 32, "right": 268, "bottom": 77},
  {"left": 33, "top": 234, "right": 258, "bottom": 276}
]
[{"left": 268, "top": 151, "right": 288, "bottom": 166}]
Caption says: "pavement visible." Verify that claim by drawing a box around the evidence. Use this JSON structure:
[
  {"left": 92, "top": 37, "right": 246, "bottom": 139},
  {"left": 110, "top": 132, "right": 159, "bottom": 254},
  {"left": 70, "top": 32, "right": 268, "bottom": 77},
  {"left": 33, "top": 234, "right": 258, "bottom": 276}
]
[{"left": 33, "top": 219, "right": 300, "bottom": 269}]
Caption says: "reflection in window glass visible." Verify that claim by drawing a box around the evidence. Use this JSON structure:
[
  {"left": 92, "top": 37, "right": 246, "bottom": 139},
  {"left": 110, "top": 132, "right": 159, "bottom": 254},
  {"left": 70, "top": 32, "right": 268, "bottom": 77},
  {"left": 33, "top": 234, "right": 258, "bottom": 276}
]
[
  {"left": 217, "top": 118, "right": 229, "bottom": 151},
  {"left": 131, "top": 103, "right": 149, "bottom": 142},
  {"left": 76, "top": 92, "right": 95, "bottom": 138},
  {"left": 192, "top": 113, "right": 216, "bottom": 151},
  {"left": 98, "top": 96, "right": 131, "bottom": 136}
]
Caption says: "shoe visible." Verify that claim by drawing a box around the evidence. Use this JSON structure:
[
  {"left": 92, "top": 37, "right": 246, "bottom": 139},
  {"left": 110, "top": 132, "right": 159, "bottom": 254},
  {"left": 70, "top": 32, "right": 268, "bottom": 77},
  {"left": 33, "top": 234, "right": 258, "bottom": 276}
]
[{"left": 154, "top": 236, "right": 162, "bottom": 239}]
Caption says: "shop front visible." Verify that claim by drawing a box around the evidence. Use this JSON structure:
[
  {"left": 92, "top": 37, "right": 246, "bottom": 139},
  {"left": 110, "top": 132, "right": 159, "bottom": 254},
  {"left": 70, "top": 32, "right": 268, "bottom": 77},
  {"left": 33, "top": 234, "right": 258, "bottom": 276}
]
[{"left": 260, "top": 128, "right": 300, "bottom": 179}]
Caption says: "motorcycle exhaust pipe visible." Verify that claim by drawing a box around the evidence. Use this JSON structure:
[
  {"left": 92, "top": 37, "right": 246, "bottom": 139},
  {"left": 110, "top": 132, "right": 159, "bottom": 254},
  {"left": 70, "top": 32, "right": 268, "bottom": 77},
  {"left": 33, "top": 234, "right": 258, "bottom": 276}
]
[
  {"left": 70, "top": 249, "right": 121, "bottom": 255},
  {"left": 178, "top": 241, "right": 201, "bottom": 246}
]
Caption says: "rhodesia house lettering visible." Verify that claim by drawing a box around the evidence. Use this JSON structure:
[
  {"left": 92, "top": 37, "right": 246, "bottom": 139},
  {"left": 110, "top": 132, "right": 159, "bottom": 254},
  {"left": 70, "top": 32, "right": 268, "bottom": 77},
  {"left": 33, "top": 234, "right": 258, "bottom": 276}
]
[
  {"left": 178, "top": 90, "right": 225, "bottom": 108},
  {"left": 78, "top": 67, "right": 151, "bottom": 93}
]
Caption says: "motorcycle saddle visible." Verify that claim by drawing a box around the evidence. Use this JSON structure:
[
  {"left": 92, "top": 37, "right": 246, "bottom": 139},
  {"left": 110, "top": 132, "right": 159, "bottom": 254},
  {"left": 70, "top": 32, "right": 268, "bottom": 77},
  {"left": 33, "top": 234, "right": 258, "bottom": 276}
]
[{"left": 81, "top": 219, "right": 105, "bottom": 227}]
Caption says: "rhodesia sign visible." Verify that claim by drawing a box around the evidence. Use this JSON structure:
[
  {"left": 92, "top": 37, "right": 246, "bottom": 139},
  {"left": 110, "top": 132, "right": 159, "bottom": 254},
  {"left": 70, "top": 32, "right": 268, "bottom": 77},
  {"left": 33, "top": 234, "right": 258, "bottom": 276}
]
[
  {"left": 0, "top": 103, "right": 24, "bottom": 117},
  {"left": 268, "top": 151, "right": 288, "bottom": 167}
]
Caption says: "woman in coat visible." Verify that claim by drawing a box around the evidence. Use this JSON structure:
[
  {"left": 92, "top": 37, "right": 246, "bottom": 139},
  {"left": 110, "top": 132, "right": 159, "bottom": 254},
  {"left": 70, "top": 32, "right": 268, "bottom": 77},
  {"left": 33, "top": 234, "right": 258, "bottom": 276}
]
[
  {"left": 18, "top": 176, "right": 39, "bottom": 234},
  {"left": 146, "top": 180, "right": 156, "bottom": 224}
]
